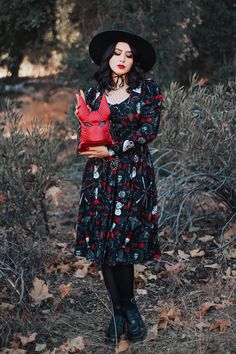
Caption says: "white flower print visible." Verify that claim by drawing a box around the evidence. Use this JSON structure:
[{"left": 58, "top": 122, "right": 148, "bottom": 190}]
[
  {"left": 115, "top": 201, "right": 124, "bottom": 216},
  {"left": 118, "top": 190, "right": 126, "bottom": 198},
  {"left": 93, "top": 165, "right": 99, "bottom": 179},
  {"left": 130, "top": 166, "right": 136, "bottom": 179},
  {"left": 152, "top": 205, "right": 158, "bottom": 215},
  {"left": 123, "top": 140, "right": 135, "bottom": 152}
]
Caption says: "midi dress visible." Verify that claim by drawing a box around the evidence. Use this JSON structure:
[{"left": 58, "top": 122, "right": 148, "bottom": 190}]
[{"left": 74, "top": 78, "right": 163, "bottom": 266}]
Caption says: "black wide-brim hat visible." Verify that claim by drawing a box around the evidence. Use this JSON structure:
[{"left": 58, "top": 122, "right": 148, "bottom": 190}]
[{"left": 89, "top": 28, "right": 156, "bottom": 73}]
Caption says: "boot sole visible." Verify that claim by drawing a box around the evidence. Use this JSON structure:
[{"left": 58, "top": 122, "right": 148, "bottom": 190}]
[
  {"left": 104, "top": 323, "right": 126, "bottom": 344},
  {"left": 126, "top": 324, "right": 147, "bottom": 342}
]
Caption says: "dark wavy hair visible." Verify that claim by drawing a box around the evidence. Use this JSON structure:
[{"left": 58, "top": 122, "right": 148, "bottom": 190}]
[{"left": 93, "top": 41, "right": 146, "bottom": 94}]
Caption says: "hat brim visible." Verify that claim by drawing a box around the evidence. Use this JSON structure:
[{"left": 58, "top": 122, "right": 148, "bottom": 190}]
[{"left": 89, "top": 30, "right": 156, "bottom": 73}]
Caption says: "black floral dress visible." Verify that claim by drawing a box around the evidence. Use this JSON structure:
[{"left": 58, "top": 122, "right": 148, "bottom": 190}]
[{"left": 74, "top": 78, "right": 163, "bottom": 266}]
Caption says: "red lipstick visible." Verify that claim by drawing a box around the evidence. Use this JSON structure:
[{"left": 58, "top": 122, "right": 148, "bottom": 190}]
[{"left": 117, "top": 64, "right": 125, "bottom": 69}]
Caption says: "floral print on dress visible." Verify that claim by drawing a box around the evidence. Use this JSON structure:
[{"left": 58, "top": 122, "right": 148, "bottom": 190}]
[{"left": 74, "top": 78, "right": 163, "bottom": 265}]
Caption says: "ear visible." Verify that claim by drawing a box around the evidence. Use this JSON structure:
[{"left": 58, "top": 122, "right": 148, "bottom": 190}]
[
  {"left": 77, "top": 95, "right": 90, "bottom": 121},
  {"left": 98, "top": 94, "right": 111, "bottom": 119}
]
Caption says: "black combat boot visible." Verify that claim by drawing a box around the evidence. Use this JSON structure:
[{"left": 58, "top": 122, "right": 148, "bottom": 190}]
[
  {"left": 123, "top": 298, "right": 147, "bottom": 342},
  {"left": 104, "top": 305, "right": 126, "bottom": 344}
]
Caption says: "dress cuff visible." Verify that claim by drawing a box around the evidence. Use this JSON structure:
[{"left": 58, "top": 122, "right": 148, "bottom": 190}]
[{"left": 108, "top": 148, "right": 115, "bottom": 157}]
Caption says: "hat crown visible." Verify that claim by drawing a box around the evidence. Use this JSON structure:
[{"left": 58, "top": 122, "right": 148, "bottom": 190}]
[{"left": 89, "top": 28, "right": 157, "bottom": 72}]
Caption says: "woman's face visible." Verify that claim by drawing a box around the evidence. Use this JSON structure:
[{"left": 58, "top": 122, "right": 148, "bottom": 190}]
[{"left": 109, "top": 41, "right": 134, "bottom": 77}]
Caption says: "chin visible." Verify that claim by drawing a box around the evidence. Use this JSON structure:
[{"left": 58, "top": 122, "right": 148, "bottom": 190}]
[{"left": 114, "top": 69, "right": 127, "bottom": 76}]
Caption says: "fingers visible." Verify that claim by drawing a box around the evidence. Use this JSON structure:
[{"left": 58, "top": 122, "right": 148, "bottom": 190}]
[
  {"left": 76, "top": 93, "right": 80, "bottom": 106},
  {"left": 75, "top": 90, "right": 92, "bottom": 115},
  {"left": 80, "top": 89, "right": 85, "bottom": 101}
]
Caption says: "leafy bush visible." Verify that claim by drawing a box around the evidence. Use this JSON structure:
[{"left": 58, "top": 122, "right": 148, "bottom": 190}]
[
  {"left": 154, "top": 75, "right": 236, "bottom": 241},
  {"left": 0, "top": 103, "right": 63, "bottom": 347},
  {"left": 0, "top": 103, "right": 61, "bottom": 235}
]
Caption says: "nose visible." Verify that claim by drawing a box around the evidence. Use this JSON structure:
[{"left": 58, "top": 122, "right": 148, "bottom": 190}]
[{"left": 120, "top": 53, "right": 126, "bottom": 62}]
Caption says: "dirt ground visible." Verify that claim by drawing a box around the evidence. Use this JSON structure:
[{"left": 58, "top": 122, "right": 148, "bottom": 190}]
[{"left": 38, "top": 167, "right": 235, "bottom": 354}]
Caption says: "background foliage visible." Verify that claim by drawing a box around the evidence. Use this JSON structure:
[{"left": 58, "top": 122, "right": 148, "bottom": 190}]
[{"left": 0, "top": 0, "right": 235, "bottom": 86}]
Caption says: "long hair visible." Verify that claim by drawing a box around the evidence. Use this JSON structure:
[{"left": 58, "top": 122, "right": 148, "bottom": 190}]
[{"left": 93, "top": 42, "right": 146, "bottom": 94}]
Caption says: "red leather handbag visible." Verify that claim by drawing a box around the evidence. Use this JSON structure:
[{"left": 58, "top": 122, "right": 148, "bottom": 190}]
[{"left": 76, "top": 93, "right": 114, "bottom": 152}]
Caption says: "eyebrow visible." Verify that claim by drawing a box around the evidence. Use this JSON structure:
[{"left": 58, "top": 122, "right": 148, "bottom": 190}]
[{"left": 115, "top": 47, "right": 133, "bottom": 53}]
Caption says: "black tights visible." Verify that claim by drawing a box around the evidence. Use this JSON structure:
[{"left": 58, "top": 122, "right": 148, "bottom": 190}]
[{"left": 101, "top": 264, "right": 137, "bottom": 315}]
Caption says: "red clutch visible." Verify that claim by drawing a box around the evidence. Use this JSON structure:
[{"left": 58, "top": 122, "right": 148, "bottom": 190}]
[{"left": 76, "top": 93, "right": 114, "bottom": 152}]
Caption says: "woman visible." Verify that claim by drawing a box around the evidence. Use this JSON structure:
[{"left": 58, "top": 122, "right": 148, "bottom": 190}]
[{"left": 74, "top": 28, "right": 163, "bottom": 345}]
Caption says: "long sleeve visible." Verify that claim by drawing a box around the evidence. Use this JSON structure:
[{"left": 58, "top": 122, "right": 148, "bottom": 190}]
[{"left": 106, "top": 79, "right": 163, "bottom": 156}]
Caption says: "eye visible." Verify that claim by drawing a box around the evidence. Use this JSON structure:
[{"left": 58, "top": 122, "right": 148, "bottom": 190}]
[
  {"left": 98, "top": 121, "right": 106, "bottom": 126},
  {"left": 84, "top": 122, "right": 92, "bottom": 126},
  {"left": 114, "top": 51, "right": 120, "bottom": 56}
]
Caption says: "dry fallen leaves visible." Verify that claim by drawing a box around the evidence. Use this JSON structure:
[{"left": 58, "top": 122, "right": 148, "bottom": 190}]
[
  {"left": 198, "top": 235, "right": 214, "bottom": 242},
  {"left": 45, "top": 186, "right": 63, "bottom": 206},
  {"left": 0, "top": 192, "right": 5, "bottom": 205},
  {"left": 195, "top": 321, "right": 210, "bottom": 330},
  {"left": 29, "top": 277, "right": 54, "bottom": 304},
  {"left": 115, "top": 338, "right": 129, "bottom": 353},
  {"left": 73, "top": 265, "right": 89, "bottom": 278},
  {"left": 190, "top": 248, "right": 205, "bottom": 258},
  {"left": 223, "top": 224, "right": 236, "bottom": 240},
  {"left": 35, "top": 343, "right": 47, "bottom": 352},
  {"left": 177, "top": 250, "right": 190, "bottom": 260},
  {"left": 163, "top": 250, "right": 175, "bottom": 256},
  {"left": 223, "top": 248, "right": 236, "bottom": 259},
  {"left": 210, "top": 319, "right": 231, "bottom": 332},
  {"left": 29, "top": 164, "right": 38, "bottom": 175},
  {"left": 58, "top": 282, "right": 72, "bottom": 298},
  {"left": 165, "top": 263, "right": 182, "bottom": 273},
  {"left": 134, "top": 273, "right": 147, "bottom": 288},
  {"left": 196, "top": 302, "right": 226, "bottom": 317},
  {"left": 147, "top": 324, "right": 158, "bottom": 340},
  {"left": 158, "top": 307, "right": 186, "bottom": 329},
  {"left": 57, "top": 336, "right": 85, "bottom": 353},
  {"left": 18, "top": 332, "right": 37, "bottom": 346},
  {"left": 160, "top": 225, "right": 171, "bottom": 239},
  {"left": 204, "top": 263, "right": 220, "bottom": 269},
  {"left": 0, "top": 302, "right": 15, "bottom": 310},
  {"left": 182, "top": 233, "right": 197, "bottom": 243}
]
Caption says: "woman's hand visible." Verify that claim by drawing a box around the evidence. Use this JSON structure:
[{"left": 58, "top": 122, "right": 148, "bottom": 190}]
[
  {"left": 74, "top": 89, "right": 92, "bottom": 118},
  {"left": 80, "top": 146, "right": 110, "bottom": 158}
]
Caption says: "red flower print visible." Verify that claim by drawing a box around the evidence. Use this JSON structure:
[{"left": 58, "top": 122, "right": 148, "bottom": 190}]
[
  {"left": 155, "top": 95, "right": 163, "bottom": 101},
  {"left": 93, "top": 199, "right": 100, "bottom": 205},
  {"left": 109, "top": 232, "right": 115, "bottom": 239},
  {"left": 135, "top": 113, "right": 140, "bottom": 119},
  {"left": 145, "top": 100, "right": 150, "bottom": 104},
  {"left": 139, "top": 242, "right": 145, "bottom": 249},
  {"left": 90, "top": 243, "right": 95, "bottom": 250},
  {"left": 115, "top": 216, "right": 121, "bottom": 222},
  {"left": 153, "top": 253, "right": 161, "bottom": 259},
  {"left": 146, "top": 118, "right": 153, "bottom": 123}
]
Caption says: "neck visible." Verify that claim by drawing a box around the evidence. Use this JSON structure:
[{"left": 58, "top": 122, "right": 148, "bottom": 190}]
[{"left": 112, "top": 73, "right": 128, "bottom": 89}]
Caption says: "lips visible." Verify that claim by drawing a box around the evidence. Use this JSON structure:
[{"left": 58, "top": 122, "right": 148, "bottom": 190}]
[{"left": 117, "top": 64, "right": 125, "bottom": 69}]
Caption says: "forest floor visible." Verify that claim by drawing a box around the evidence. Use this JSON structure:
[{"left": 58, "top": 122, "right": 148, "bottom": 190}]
[
  {"left": 36, "top": 172, "right": 235, "bottom": 354},
  {"left": 0, "top": 77, "right": 235, "bottom": 354}
]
